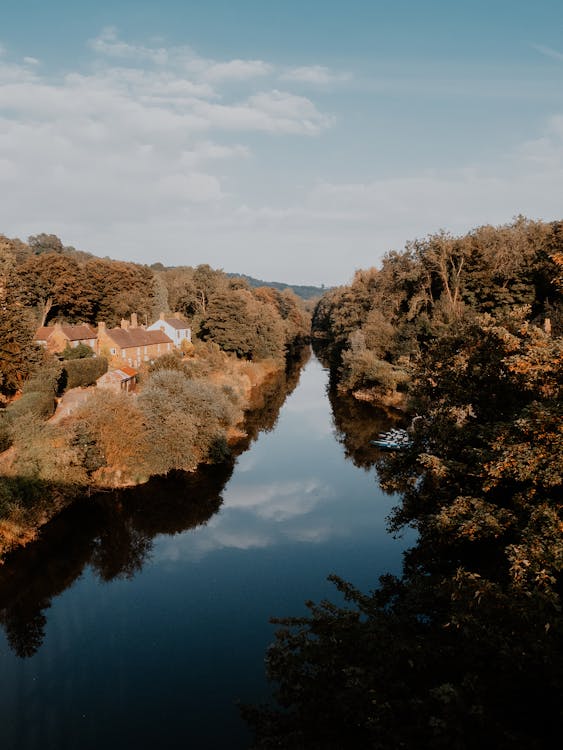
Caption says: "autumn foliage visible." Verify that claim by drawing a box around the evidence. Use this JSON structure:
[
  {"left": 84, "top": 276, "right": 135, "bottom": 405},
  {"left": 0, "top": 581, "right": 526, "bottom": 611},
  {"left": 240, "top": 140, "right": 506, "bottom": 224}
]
[{"left": 248, "top": 221, "right": 563, "bottom": 749}]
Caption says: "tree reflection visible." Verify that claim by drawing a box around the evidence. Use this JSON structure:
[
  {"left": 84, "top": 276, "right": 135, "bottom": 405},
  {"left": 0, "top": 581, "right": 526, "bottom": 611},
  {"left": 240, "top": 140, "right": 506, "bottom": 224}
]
[
  {"left": 328, "top": 381, "right": 405, "bottom": 470},
  {"left": 245, "top": 336, "right": 563, "bottom": 748},
  {"left": 0, "top": 348, "right": 310, "bottom": 658}
]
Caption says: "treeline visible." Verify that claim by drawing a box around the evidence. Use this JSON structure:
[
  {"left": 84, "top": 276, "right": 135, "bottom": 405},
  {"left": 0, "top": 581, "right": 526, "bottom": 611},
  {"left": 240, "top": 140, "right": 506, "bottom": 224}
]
[
  {"left": 0, "top": 230, "right": 310, "bottom": 556},
  {"left": 246, "top": 218, "right": 563, "bottom": 748},
  {"left": 0, "top": 232, "right": 310, "bottom": 399},
  {"left": 225, "top": 272, "right": 326, "bottom": 301},
  {"left": 312, "top": 216, "right": 563, "bottom": 404}
]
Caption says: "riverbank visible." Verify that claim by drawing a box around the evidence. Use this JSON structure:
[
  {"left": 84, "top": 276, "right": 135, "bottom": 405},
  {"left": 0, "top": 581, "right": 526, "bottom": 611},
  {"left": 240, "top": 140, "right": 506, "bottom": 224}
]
[
  {"left": 0, "top": 354, "right": 410, "bottom": 750},
  {"left": 0, "top": 349, "right": 294, "bottom": 563}
]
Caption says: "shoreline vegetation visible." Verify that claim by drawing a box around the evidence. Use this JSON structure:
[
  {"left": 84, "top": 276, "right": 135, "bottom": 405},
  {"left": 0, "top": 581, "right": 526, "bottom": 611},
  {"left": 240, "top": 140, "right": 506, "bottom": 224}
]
[
  {"left": 312, "top": 216, "right": 563, "bottom": 409},
  {"left": 0, "top": 351, "right": 297, "bottom": 562},
  {"left": 0, "top": 231, "right": 312, "bottom": 562},
  {"left": 2, "top": 217, "right": 563, "bottom": 746},
  {"left": 0, "top": 349, "right": 311, "bottom": 660},
  {"left": 246, "top": 217, "right": 563, "bottom": 748}
]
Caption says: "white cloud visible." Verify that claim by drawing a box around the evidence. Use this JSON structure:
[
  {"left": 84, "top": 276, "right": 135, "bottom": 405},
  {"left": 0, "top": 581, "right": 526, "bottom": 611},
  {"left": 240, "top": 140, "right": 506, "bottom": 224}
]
[
  {"left": 280, "top": 65, "right": 351, "bottom": 86},
  {"left": 192, "top": 91, "right": 330, "bottom": 135},
  {"left": 155, "top": 172, "right": 224, "bottom": 202},
  {"left": 203, "top": 59, "right": 273, "bottom": 82},
  {"left": 89, "top": 26, "right": 171, "bottom": 65},
  {"left": 0, "top": 32, "right": 333, "bottom": 240},
  {"left": 531, "top": 43, "right": 563, "bottom": 62},
  {"left": 2, "top": 28, "right": 563, "bottom": 286},
  {"left": 89, "top": 27, "right": 273, "bottom": 83}
]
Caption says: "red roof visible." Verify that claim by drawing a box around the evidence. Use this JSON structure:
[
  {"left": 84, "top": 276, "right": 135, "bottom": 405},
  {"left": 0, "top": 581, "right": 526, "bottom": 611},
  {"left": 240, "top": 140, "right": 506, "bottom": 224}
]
[
  {"left": 34, "top": 324, "right": 97, "bottom": 342},
  {"left": 102, "top": 326, "right": 173, "bottom": 348},
  {"left": 119, "top": 365, "right": 138, "bottom": 377},
  {"left": 61, "top": 324, "right": 97, "bottom": 341},
  {"left": 35, "top": 326, "right": 54, "bottom": 341}
]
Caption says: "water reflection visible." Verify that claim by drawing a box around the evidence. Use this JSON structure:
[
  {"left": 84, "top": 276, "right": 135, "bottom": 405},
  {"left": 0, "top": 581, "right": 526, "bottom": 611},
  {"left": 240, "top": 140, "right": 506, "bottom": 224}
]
[
  {"left": 152, "top": 357, "right": 408, "bottom": 565},
  {"left": 0, "top": 350, "right": 309, "bottom": 659},
  {"left": 0, "top": 350, "right": 413, "bottom": 750}
]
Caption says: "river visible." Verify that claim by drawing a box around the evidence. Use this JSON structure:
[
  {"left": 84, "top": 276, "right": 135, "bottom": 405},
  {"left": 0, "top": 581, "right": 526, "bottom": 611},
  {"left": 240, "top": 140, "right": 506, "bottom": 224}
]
[{"left": 0, "top": 353, "right": 414, "bottom": 749}]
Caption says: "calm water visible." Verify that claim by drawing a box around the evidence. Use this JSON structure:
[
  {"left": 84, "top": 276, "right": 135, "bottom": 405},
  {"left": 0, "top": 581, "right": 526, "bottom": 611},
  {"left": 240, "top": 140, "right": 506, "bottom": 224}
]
[{"left": 0, "top": 354, "right": 413, "bottom": 749}]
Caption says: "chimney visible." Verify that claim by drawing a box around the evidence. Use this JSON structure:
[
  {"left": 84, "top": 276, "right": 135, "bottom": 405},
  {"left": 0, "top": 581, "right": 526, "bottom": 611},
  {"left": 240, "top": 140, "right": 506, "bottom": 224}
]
[
  {"left": 160, "top": 312, "right": 166, "bottom": 320},
  {"left": 131, "top": 313, "right": 138, "bottom": 328},
  {"left": 54, "top": 321, "right": 62, "bottom": 330},
  {"left": 98, "top": 322, "right": 106, "bottom": 332},
  {"left": 121, "top": 319, "right": 129, "bottom": 330},
  {"left": 174, "top": 312, "right": 182, "bottom": 320},
  {"left": 544, "top": 317, "right": 552, "bottom": 336}
]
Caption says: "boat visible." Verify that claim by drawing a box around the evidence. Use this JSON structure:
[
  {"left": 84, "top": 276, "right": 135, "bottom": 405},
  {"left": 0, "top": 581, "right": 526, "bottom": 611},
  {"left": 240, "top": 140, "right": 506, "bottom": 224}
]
[{"left": 370, "top": 427, "right": 411, "bottom": 450}]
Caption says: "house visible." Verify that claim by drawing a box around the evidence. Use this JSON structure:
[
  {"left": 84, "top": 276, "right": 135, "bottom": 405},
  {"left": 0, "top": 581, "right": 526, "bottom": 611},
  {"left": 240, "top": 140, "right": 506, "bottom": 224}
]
[
  {"left": 34, "top": 322, "right": 98, "bottom": 354},
  {"left": 97, "top": 314, "right": 173, "bottom": 368},
  {"left": 146, "top": 312, "right": 191, "bottom": 348},
  {"left": 96, "top": 365, "right": 138, "bottom": 393}
]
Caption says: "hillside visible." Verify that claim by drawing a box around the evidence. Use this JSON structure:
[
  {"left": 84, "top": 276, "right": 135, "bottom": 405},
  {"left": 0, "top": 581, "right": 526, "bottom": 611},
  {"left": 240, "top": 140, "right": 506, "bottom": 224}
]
[{"left": 226, "top": 273, "right": 327, "bottom": 300}]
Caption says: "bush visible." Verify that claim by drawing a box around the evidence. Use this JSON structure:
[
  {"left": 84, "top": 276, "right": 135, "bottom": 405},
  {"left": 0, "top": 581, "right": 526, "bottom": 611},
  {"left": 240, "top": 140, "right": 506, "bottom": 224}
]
[
  {"left": 74, "top": 390, "right": 149, "bottom": 481},
  {"left": 62, "top": 357, "right": 108, "bottom": 389},
  {"left": 139, "top": 369, "right": 239, "bottom": 473},
  {"left": 208, "top": 435, "right": 231, "bottom": 463},
  {"left": 341, "top": 347, "right": 410, "bottom": 394},
  {"left": 22, "top": 357, "right": 63, "bottom": 397},
  {"left": 0, "top": 410, "right": 11, "bottom": 452},
  {"left": 147, "top": 350, "right": 186, "bottom": 375},
  {"left": 7, "top": 390, "right": 56, "bottom": 421},
  {"left": 61, "top": 342, "right": 95, "bottom": 360}
]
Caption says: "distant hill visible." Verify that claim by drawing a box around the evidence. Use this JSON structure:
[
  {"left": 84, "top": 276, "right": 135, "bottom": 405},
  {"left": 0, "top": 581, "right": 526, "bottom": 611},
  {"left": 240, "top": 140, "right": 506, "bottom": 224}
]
[
  {"left": 226, "top": 273, "right": 327, "bottom": 300},
  {"left": 2, "top": 231, "right": 328, "bottom": 302}
]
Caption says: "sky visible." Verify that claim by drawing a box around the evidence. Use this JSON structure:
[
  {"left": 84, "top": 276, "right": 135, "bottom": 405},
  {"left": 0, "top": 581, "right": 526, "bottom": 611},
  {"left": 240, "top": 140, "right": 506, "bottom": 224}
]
[{"left": 2, "top": 0, "right": 563, "bottom": 286}]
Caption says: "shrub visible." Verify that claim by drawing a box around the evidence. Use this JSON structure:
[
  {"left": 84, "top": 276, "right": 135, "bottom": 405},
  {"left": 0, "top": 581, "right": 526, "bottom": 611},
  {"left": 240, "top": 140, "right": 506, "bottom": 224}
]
[
  {"left": 147, "top": 350, "right": 186, "bottom": 375},
  {"left": 62, "top": 357, "right": 108, "bottom": 389},
  {"left": 61, "top": 342, "right": 95, "bottom": 360},
  {"left": 22, "top": 357, "right": 63, "bottom": 397},
  {"left": 7, "top": 390, "right": 56, "bottom": 421},
  {"left": 74, "top": 390, "right": 149, "bottom": 481},
  {"left": 139, "top": 369, "right": 239, "bottom": 473},
  {"left": 0, "top": 410, "right": 11, "bottom": 452}
]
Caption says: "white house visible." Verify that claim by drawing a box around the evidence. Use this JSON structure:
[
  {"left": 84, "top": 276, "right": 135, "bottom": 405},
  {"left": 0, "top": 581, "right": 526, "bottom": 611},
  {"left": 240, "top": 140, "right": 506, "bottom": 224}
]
[{"left": 147, "top": 312, "right": 192, "bottom": 348}]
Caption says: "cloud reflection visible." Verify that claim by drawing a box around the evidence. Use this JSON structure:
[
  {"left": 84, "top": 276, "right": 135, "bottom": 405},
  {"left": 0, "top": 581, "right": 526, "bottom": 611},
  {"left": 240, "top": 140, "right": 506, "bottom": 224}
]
[{"left": 156, "top": 477, "right": 335, "bottom": 562}]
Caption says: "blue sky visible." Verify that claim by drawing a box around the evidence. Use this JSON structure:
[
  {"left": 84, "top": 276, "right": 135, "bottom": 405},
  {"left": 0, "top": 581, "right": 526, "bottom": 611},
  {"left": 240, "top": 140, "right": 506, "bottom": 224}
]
[{"left": 2, "top": 1, "right": 563, "bottom": 284}]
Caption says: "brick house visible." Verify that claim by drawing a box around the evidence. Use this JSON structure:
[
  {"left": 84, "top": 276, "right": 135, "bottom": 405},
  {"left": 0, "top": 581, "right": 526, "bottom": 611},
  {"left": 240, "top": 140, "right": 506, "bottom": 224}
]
[
  {"left": 34, "top": 322, "right": 98, "bottom": 354},
  {"left": 96, "top": 365, "right": 138, "bottom": 393},
  {"left": 146, "top": 312, "right": 191, "bottom": 348},
  {"left": 97, "top": 314, "right": 173, "bottom": 368}
]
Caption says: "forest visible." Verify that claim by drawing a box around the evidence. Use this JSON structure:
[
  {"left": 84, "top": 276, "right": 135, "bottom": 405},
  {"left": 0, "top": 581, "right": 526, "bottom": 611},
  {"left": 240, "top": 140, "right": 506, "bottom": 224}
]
[
  {"left": 0, "top": 231, "right": 311, "bottom": 560},
  {"left": 246, "top": 217, "right": 563, "bottom": 748},
  {"left": 1, "top": 219, "right": 562, "bottom": 747},
  {"left": 312, "top": 216, "right": 562, "bottom": 406}
]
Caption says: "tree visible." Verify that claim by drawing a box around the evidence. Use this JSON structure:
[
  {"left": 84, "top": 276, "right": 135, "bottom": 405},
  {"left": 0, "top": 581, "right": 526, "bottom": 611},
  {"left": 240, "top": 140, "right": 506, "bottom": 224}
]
[
  {"left": 28, "top": 233, "right": 65, "bottom": 255},
  {"left": 17, "top": 252, "right": 93, "bottom": 325},
  {"left": 0, "top": 243, "right": 38, "bottom": 397},
  {"left": 84, "top": 258, "right": 156, "bottom": 326},
  {"left": 247, "top": 315, "right": 563, "bottom": 749}
]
